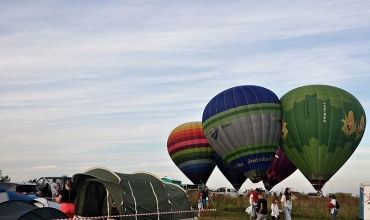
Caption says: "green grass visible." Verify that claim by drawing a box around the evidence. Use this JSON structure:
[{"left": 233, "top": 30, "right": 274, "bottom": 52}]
[{"left": 188, "top": 193, "right": 359, "bottom": 220}]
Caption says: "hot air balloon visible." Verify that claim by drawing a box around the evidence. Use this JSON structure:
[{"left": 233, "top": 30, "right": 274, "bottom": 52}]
[
  {"left": 280, "top": 85, "right": 366, "bottom": 191},
  {"left": 262, "top": 146, "right": 297, "bottom": 191},
  {"left": 202, "top": 85, "right": 281, "bottom": 183},
  {"left": 167, "top": 122, "right": 216, "bottom": 185},
  {"left": 214, "top": 152, "right": 248, "bottom": 191}
]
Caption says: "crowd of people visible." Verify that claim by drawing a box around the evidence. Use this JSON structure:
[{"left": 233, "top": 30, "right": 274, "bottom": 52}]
[{"left": 246, "top": 187, "right": 339, "bottom": 220}]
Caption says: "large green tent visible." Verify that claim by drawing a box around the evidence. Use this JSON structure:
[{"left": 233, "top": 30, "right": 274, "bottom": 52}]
[{"left": 73, "top": 167, "right": 195, "bottom": 220}]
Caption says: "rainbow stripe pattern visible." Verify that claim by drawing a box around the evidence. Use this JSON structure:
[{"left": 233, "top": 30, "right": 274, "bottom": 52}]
[{"left": 167, "top": 122, "right": 216, "bottom": 184}]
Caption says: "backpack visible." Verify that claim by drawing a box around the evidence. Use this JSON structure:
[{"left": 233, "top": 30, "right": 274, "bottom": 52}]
[{"left": 336, "top": 201, "right": 340, "bottom": 209}]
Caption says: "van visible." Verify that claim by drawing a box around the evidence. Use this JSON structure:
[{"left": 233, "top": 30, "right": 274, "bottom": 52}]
[{"left": 212, "top": 187, "right": 238, "bottom": 197}]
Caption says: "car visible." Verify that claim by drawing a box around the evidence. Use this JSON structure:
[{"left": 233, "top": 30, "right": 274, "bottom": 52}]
[
  {"left": 307, "top": 192, "right": 322, "bottom": 198},
  {"left": 36, "top": 176, "right": 72, "bottom": 198},
  {"left": 0, "top": 182, "right": 42, "bottom": 197},
  {"left": 0, "top": 182, "right": 18, "bottom": 191},
  {"left": 212, "top": 187, "right": 238, "bottom": 197}
]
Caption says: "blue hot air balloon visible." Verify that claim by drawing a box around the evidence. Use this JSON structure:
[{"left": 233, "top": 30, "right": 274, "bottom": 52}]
[
  {"left": 214, "top": 152, "right": 247, "bottom": 190},
  {"left": 202, "top": 85, "right": 281, "bottom": 183}
]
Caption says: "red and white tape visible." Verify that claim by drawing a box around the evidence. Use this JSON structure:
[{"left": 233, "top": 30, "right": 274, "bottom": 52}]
[{"left": 53, "top": 209, "right": 217, "bottom": 220}]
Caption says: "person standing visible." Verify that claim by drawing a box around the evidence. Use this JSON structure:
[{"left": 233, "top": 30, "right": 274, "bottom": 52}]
[
  {"left": 202, "top": 186, "right": 210, "bottom": 215},
  {"left": 271, "top": 197, "right": 281, "bottom": 220},
  {"left": 280, "top": 188, "right": 297, "bottom": 220},
  {"left": 329, "top": 195, "right": 338, "bottom": 220},
  {"left": 198, "top": 192, "right": 203, "bottom": 217},
  {"left": 250, "top": 188, "right": 260, "bottom": 219},
  {"left": 256, "top": 193, "right": 267, "bottom": 220},
  {"left": 56, "top": 180, "right": 77, "bottom": 218},
  {"left": 50, "top": 179, "right": 59, "bottom": 201},
  {"left": 249, "top": 188, "right": 255, "bottom": 219}
]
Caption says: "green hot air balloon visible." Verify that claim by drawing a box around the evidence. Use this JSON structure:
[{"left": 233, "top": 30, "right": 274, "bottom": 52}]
[{"left": 280, "top": 85, "right": 366, "bottom": 191}]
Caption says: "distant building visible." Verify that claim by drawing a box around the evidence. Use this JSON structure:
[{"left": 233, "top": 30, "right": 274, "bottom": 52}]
[{"left": 161, "top": 176, "right": 181, "bottom": 187}]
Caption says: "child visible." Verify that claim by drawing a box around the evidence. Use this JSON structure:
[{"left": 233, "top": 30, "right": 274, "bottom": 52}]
[
  {"left": 198, "top": 192, "right": 203, "bottom": 217},
  {"left": 256, "top": 193, "right": 267, "bottom": 220},
  {"left": 271, "top": 197, "right": 281, "bottom": 220}
]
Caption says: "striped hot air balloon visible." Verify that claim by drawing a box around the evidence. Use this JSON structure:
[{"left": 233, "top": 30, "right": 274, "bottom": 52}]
[
  {"left": 280, "top": 85, "right": 366, "bottom": 191},
  {"left": 167, "top": 122, "right": 216, "bottom": 184},
  {"left": 202, "top": 85, "right": 281, "bottom": 183}
]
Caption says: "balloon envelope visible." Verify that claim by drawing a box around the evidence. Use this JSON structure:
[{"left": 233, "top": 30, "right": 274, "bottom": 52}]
[
  {"left": 214, "top": 152, "right": 248, "bottom": 190},
  {"left": 202, "top": 85, "right": 281, "bottom": 183},
  {"left": 280, "top": 85, "right": 366, "bottom": 191},
  {"left": 262, "top": 146, "right": 297, "bottom": 191},
  {"left": 167, "top": 122, "right": 216, "bottom": 184}
]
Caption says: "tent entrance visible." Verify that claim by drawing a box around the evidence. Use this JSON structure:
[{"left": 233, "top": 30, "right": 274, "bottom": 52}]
[{"left": 77, "top": 181, "right": 108, "bottom": 217}]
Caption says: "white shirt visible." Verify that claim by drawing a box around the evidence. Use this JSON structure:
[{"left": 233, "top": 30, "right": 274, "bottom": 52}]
[
  {"left": 281, "top": 195, "right": 294, "bottom": 210},
  {"left": 249, "top": 193, "right": 254, "bottom": 206},
  {"left": 50, "top": 182, "right": 59, "bottom": 198},
  {"left": 330, "top": 199, "right": 337, "bottom": 214},
  {"left": 271, "top": 203, "right": 280, "bottom": 217}
]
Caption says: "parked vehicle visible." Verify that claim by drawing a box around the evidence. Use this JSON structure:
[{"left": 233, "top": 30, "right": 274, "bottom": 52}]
[
  {"left": 212, "top": 187, "right": 238, "bottom": 197},
  {"left": 36, "top": 176, "right": 71, "bottom": 198},
  {"left": 0, "top": 182, "right": 18, "bottom": 191},
  {"left": 0, "top": 182, "right": 41, "bottom": 197},
  {"left": 307, "top": 192, "right": 322, "bottom": 198}
]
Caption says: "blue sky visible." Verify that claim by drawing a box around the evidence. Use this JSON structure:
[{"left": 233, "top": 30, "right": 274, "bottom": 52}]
[{"left": 0, "top": 0, "right": 369, "bottom": 195}]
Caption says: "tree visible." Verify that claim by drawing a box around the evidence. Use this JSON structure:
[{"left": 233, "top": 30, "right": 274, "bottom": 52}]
[{"left": 0, "top": 170, "right": 11, "bottom": 182}]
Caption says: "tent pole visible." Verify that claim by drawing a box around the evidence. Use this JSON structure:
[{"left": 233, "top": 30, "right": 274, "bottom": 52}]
[{"left": 107, "top": 188, "right": 110, "bottom": 217}]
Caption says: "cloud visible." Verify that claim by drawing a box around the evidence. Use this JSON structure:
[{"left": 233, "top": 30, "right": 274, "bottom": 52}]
[{"left": 27, "top": 166, "right": 58, "bottom": 171}]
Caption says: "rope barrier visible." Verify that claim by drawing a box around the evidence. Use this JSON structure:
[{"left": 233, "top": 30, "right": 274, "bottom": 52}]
[{"left": 53, "top": 209, "right": 217, "bottom": 220}]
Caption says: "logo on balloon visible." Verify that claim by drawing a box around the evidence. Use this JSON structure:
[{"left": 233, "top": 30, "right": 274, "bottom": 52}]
[
  {"left": 247, "top": 156, "right": 274, "bottom": 164},
  {"left": 323, "top": 102, "right": 327, "bottom": 123},
  {"left": 211, "top": 128, "right": 219, "bottom": 140},
  {"left": 341, "top": 111, "right": 356, "bottom": 137},
  {"left": 281, "top": 119, "right": 288, "bottom": 139},
  {"left": 356, "top": 115, "right": 365, "bottom": 140}
]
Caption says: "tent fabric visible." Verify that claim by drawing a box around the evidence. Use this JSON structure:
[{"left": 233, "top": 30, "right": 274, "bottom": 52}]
[
  {"left": 165, "top": 183, "right": 194, "bottom": 220},
  {"left": 0, "top": 200, "right": 36, "bottom": 220},
  {"left": 18, "top": 207, "right": 68, "bottom": 220},
  {"left": 73, "top": 167, "right": 195, "bottom": 220},
  {"left": 0, "top": 200, "right": 67, "bottom": 220},
  {"left": 33, "top": 198, "right": 61, "bottom": 209}
]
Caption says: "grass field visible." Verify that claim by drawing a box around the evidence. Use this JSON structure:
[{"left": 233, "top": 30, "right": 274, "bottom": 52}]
[{"left": 188, "top": 193, "right": 359, "bottom": 220}]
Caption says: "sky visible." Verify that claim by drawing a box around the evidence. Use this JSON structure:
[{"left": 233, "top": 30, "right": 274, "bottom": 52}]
[{"left": 0, "top": 0, "right": 369, "bottom": 196}]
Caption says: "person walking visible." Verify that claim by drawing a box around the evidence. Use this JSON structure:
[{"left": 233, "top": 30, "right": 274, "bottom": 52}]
[
  {"left": 280, "top": 188, "right": 297, "bottom": 220},
  {"left": 249, "top": 188, "right": 259, "bottom": 219},
  {"left": 256, "top": 193, "right": 267, "bottom": 220},
  {"left": 56, "top": 180, "right": 77, "bottom": 218},
  {"left": 328, "top": 195, "right": 338, "bottom": 220},
  {"left": 198, "top": 192, "right": 203, "bottom": 217},
  {"left": 202, "top": 186, "right": 210, "bottom": 215},
  {"left": 271, "top": 197, "right": 281, "bottom": 220},
  {"left": 249, "top": 188, "right": 256, "bottom": 219},
  {"left": 50, "top": 179, "right": 59, "bottom": 201}
]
